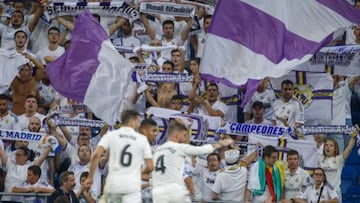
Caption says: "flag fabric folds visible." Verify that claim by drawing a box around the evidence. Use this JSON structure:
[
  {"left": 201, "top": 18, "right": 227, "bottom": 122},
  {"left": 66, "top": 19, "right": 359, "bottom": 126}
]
[
  {"left": 200, "top": 0, "right": 360, "bottom": 87},
  {"left": 47, "top": 9, "right": 134, "bottom": 125}
]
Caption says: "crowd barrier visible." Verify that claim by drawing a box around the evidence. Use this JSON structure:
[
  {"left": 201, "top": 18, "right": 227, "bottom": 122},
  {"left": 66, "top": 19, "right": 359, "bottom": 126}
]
[{"left": 0, "top": 192, "right": 51, "bottom": 202}]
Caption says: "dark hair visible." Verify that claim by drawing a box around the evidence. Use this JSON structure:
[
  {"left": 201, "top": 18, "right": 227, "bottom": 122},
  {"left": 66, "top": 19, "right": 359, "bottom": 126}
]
[
  {"left": 171, "top": 49, "right": 180, "bottom": 55},
  {"left": 14, "top": 30, "right": 27, "bottom": 39},
  {"left": 190, "top": 57, "right": 201, "bottom": 65},
  {"left": 207, "top": 152, "right": 221, "bottom": 162},
  {"left": 18, "top": 146, "right": 35, "bottom": 161},
  {"left": 12, "top": 10, "right": 24, "bottom": 20},
  {"left": 262, "top": 145, "right": 278, "bottom": 159},
  {"left": 281, "top": 79, "right": 294, "bottom": 87},
  {"left": 171, "top": 95, "right": 183, "bottom": 102},
  {"left": 77, "top": 132, "right": 90, "bottom": 141},
  {"left": 162, "top": 20, "right": 174, "bottom": 28},
  {"left": 92, "top": 14, "right": 101, "bottom": 22},
  {"left": 28, "top": 165, "right": 41, "bottom": 178},
  {"left": 64, "top": 40, "right": 71, "bottom": 46},
  {"left": 0, "top": 94, "right": 10, "bottom": 101},
  {"left": 313, "top": 167, "right": 327, "bottom": 183},
  {"left": 25, "top": 95, "right": 38, "bottom": 103},
  {"left": 163, "top": 60, "right": 175, "bottom": 70},
  {"left": 48, "top": 26, "right": 60, "bottom": 35},
  {"left": 140, "top": 118, "right": 157, "bottom": 130},
  {"left": 77, "top": 144, "right": 91, "bottom": 155},
  {"left": 121, "top": 109, "right": 140, "bottom": 124},
  {"left": 59, "top": 171, "right": 74, "bottom": 185},
  {"left": 129, "top": 56, "right": 140, "bottom": 63},
  {"left": 207, "top": 83, "right": 218, "bottom": 91},
  {"left": 252, "top": 101, "right": 264, "bottom": 109},
  {"left": 287, "top": 149, "right": 299, "bottom": 158},
  {"left": 204, "top": 15, "right": 212, "bottom": 23},
  {"left": 80, "top": 171, "right": 89, "bottom": 180}
]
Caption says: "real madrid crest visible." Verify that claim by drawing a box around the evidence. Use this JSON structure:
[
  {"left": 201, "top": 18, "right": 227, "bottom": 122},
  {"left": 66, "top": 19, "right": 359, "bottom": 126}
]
[{"left": 293, "top": 84, "right": 313, "bottom": 107}]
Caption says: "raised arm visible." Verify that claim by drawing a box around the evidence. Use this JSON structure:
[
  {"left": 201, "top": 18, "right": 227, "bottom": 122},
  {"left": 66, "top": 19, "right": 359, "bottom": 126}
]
[
  {"left": 108, "top": 16, "right": 126, "bottom": 36},
  {"left": 0, "top": 146, "right": 8, "bottom": 169},
  {"left": 145, "top": 86, "right": 160, "bottom": 107},
  {"left": 181, "top": 17, "right": 192, "bottom": 42},
  {"left": 33, "top": 146, "right": 51, "bottom": 166},
  {"left": 343, "top": 125, "right": 359, "bottom": 160},
  {"left": 85, "top": 145, "right": 105, "bottom": 188},
  {"left": 140, "top": 13, "right": 156, "bottom": 40},
  {"left": 56, "top": 16, "right": 74, "bottom": 31},
  {"left": 28, "top": 2, "right": 43, "bottom": 32}
]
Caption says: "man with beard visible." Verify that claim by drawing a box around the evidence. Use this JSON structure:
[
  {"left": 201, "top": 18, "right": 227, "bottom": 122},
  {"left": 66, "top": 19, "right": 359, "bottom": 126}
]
[
  {"left": 36, "top": 26, "right": 65, "bottom": 65},
  {"left": 17, "top": 95, "right": 46, "bottom": 130},
  {"left": 191, "top": 83, "right": 228, "bottom": 122},
  {"left": 272, "top": 79, "right": 304, "bottom": 128},
  {"left": 48, "top": 171, "right": 79, "bottom": 203},
  {"left": 0, "top": 94, "right": 18, "bottom": 130},
  {"left": 112, "top": 18, "right": 141, "bottom": 59}
]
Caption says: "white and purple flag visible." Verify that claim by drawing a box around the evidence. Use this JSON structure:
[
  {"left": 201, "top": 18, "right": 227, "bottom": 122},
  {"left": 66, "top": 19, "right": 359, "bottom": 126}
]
[
  {"left": 47, "top": 9, "right": 134, "bottom": 125},
  {"left": 201, "top": 0, "right": 360, "bottom": 87}
]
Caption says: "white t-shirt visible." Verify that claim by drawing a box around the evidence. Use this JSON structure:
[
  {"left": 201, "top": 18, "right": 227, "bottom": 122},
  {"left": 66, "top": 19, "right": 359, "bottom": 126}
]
[
  {"left": 243, "top": 89, "right": 276, "bottom": 121},
  {"left": 297, "top": 183, "right": 338, "bottom": 202},
  {"left": 284, "top": 167, "right": 313, "bottom": 199},
  {"left": 0, "top": 111, "right": 19, "bottom": 130},
  {"left": 318, "top": 154, "right": 344, "bottom": 191},
  {"left": 202, "top": 168, "right": 220, "bottom": 201},
  {"left": 18, "top": 179, "right": 54, "bottom": 203},
  {"left": 152, "top": 141, "right": 213, "bottom": 189},
  {"left": 195, "top": 100, "right": 228, "bottom": 122},
  {"left": 0, "top": 24, "right": 30, "bottom": 49},
  {"left": 332, "top": 80, "right": 353, "bottom": 125},
  {"left": 17, "top": 112, "right": 46, "bottom": 131},
  {"left": 98, "top": 126, "right": 152, "bottom": 193},
  {"left": 212, "top": 166, "right": 248, "bottom": 201},
  {"left": 69, "top": 161, "right": 103, "bottom": 199},
  {"left": 36, "top": 45, "right": 65, "bottom": 65},
  {"left": 272, "top": 97, "right": 305, "bottom": 128},
  {"left": 2, "top": 158, "right": 33, "bottom": 201},
  {"left": 112, "top": 35, "right": 141, "bottom": 59}
]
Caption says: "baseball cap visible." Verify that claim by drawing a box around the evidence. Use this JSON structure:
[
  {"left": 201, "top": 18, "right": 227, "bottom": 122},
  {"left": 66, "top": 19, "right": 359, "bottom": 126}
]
[
  {"left": 252, "top": 101, "right": 264, "bottom": 108},
  {"left": 224, "top": 149, "right": 240, "bottom": 165}
]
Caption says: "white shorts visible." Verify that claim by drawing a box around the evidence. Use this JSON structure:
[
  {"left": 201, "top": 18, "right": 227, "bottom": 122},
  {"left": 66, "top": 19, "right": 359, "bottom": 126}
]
[
  {"left": 152, "top": 183, "right": 191, "bottom": 203},
  {"left": 106, "top": 191, "right": 141, "bottom": 203}
]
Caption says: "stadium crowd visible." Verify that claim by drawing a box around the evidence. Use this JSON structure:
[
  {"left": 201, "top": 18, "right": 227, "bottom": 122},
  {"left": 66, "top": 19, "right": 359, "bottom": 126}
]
[{"left": 0, "top": 0, "right": 360, "bottom": 203}]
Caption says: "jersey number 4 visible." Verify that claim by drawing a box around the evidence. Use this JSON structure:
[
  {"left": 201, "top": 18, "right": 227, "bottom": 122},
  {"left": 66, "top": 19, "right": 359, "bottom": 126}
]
[
  {"left": 155, "top": 155, "right": 166, "bottom": 174},
  {"left": 120, "top": 144, "right": 132, "bottom": 166}
]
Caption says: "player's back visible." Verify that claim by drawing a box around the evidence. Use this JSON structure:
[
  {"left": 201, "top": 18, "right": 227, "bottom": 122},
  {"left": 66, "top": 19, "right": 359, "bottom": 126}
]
[
  {"left": 152, "top": 141, "right": 187, "bottom": 188},
  {"left": 99, "top": 126, "right": 152, "bottom": 193}
]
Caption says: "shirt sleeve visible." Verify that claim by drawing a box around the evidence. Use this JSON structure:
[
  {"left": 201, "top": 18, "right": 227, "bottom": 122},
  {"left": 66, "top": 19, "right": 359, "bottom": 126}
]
[
  {"left": 212, "top": 173, "right": 222, "bottom": 194},
  {"left": 142, "top": 136, "right": 153, "bottom": 159},
  {"left": 180, "top": 144, "right": 214, "bottom": 156}
]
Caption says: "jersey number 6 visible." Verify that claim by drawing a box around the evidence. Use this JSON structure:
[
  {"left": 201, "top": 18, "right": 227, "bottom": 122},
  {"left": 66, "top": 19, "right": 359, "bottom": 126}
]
[{"left": 120, "top": 144, "right": 132, "bottom": 166}]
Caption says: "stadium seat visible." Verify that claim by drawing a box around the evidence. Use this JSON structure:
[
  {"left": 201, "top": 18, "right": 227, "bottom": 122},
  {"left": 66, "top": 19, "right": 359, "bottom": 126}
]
[
  {"left": 341, "top": 165, "right": 358, "bottom": 197},
  {"left": 346, "top": 147, "right": 359, "bottom": 165}
]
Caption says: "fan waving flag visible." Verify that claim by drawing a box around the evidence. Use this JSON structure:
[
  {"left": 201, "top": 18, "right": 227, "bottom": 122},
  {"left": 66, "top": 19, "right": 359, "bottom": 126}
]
[
  {"left": 200, "top": 0, "right": 360, "bottom": 87},
  {"left": 47, "top": 9, "right": 134, "bottom": 125}
]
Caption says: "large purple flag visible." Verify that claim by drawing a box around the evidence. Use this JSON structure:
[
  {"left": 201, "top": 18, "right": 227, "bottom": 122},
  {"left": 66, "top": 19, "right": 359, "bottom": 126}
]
[
  {"left": 47, "top": 9, "right": 134, "bottom": 125},
  {"left": 201, "top": 0, "right": 360, "bottom": 87}
]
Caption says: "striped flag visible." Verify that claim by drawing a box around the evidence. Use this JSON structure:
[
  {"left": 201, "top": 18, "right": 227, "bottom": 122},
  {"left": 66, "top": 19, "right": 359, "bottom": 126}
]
[
  {"left": 47, "top": 9, "right": 134, "bottom": 125},
  {"left": 200, "top": 0, "right": 360, "bottom": 87}
]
